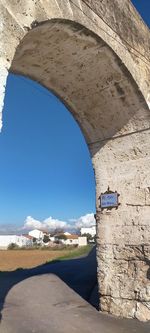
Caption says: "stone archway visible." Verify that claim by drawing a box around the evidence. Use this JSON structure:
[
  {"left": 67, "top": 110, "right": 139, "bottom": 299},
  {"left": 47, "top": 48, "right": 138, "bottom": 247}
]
[{"left": 0, "top": 0, "right": 150, "bottom": 321}]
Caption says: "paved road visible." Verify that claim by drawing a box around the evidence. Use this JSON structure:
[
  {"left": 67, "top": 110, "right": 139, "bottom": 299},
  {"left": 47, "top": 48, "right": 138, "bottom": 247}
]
[{"left": 0, "top": 248, "right": 150, "bottom": 333}]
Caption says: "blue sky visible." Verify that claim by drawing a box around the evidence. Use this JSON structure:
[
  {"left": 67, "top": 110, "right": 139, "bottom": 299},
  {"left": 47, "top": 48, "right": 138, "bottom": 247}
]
[
  {"left": 0, "top": 76, "right": 95, "bottom": 232},
  {"left": 0, "top": 1, "right": 149, "bottom": 233},
  {"left": 131, "top": 0, "right": 150, "bottom": 27}
]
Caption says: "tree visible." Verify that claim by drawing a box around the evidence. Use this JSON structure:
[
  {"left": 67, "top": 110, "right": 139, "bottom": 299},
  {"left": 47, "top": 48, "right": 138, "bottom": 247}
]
[
  {"left": 50, "top": 228, "right": 65, "bottom": 236},
  {"left": 33, "top": 237, "right": 37, "bottom": 243},
  {"left": 43, "top": 234, "right": 50, "bottom": 243},
  {"left": 82, "top": 233, "right": 95, "bottom": 243},
  {"left": 8, "top": 243, "right": 19, "bottom": 250},
  {"left": 56, "top": 234, "right": 67, "bottom": 240}
]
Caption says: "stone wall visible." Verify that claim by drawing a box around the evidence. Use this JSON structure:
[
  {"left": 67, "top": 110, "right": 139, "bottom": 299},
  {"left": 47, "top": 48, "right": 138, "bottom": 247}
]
[{"left": 91, "top": 127, "right": 150, "bottom": 320}]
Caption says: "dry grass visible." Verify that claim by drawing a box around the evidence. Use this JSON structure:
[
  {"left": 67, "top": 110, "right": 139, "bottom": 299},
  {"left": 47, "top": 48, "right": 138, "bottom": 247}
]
[
  {"left": 0, "top": 249, "right": 74, "bottom": 271},
  {"left": 0, "top": 246, "right": 91, "bottom": 271}
]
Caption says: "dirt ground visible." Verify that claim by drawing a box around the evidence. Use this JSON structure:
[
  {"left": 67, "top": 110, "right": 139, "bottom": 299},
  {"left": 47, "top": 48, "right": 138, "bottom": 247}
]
[{"left": 0, "top": 249, "right": 72, "bottom": 271}]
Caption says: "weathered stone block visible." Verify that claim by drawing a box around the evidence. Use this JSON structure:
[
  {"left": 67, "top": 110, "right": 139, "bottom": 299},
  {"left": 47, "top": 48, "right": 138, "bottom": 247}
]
[
  {"left": 135, "top": 302, "right": 150, "bottom": 321},
  {"left": 100, "top": 296, "right": 136, "bottom": 318}
]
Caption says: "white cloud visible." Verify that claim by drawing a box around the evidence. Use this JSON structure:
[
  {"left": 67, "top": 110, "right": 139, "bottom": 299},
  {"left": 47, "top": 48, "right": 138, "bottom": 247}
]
[
  {"left": 23, "top": 215, "right": 71, "bottom": 231},
  {"left": 22, "top": 213, "right": 95, "bottom": 232},
  {"left": 0, "top": 213, "right": 96, "bottom": 235},
  {"left": 74, "top": 213, "right": 96, "bottom": 229},
  {"left": 44, "top": 216, "right": 69, "bottom": 229},
  {"left": 23, "top": 216, "right": 43, "bottom": 230}
]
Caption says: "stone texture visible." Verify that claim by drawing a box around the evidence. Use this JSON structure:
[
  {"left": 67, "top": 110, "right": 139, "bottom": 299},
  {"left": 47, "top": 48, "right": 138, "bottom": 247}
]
[
  {"left": 100, "top": 297, "right": 137, "bottom": 318},
  {"left": 136, "top": 302, "right": 150, "bottom": 321},
  {"left": 0, "top": 0, "right": 150, "bottom": 321}
]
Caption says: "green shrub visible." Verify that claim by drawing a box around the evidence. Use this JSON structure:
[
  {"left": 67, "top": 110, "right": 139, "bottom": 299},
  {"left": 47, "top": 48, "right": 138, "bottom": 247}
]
[{"left": 8, "top": 243, "right": 19, "bottom": 250}]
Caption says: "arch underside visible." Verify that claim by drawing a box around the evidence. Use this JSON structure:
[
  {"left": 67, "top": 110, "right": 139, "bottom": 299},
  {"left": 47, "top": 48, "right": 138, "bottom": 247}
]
[
  {"left": 10, "top": 19, "right": 150, "bottom": 320},
  {"left": 11, "top": 20, "right": 149, "bottom": 146}
]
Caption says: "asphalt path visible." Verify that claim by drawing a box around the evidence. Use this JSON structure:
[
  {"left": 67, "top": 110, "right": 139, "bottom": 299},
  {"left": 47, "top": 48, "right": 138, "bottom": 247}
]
[{"left": 0, "top": 247, "right": 150, "bottom": 333}]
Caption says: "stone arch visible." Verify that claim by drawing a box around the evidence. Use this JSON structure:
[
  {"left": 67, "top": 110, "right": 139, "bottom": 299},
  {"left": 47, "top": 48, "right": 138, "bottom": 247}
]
[{"left": 0, "top": 0, "right": 150, "bottom": 321}]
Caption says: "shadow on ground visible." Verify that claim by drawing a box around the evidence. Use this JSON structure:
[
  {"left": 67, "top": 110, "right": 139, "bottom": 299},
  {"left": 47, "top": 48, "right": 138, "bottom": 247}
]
[{"left": 0, "top": 246, "right": 98, "bottom": 322}]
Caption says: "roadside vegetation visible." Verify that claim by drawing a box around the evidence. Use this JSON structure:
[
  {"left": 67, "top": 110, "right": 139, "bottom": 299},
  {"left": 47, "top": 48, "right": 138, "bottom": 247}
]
[{"left": 46, "top": 245, "right": 92, "bottom": 263}]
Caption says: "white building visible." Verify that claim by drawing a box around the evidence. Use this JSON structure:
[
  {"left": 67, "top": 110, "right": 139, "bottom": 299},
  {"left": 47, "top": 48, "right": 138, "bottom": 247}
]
[
  {"left": 54, "top": 233, "right": 87, "bottom": 246},
  {"left": 28, "top": 229, "right": 49, "bottom": 241},
  {"left": 62, "top": 234, "right": 79, "bottom": 245},
  {"left": 0, "top": 235, "right": 33, "bottom": 249},
  {"left": 80, "top": 225, "right": 96, "bottom": 237},
  {"left": 49, "top": 236, "right": 55, "bottom": 242},
  {"left": 78, "top": 236, "right": 87, "bottom": 246}
]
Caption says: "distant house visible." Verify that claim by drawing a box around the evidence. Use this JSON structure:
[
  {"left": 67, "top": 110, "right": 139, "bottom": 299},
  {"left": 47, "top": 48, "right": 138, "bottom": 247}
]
[
  {"left": 63, "top": 234, "right": 79, "bottom": 246},
  {"left": 54, "top": 233, "right": 87, "bottom": 246},
  {"left": 80, "top": 225, "right": 96, "bottom": 237},
  {"left": 28, "top": 229, "right": 49, "bottom": 242},
  {"left": 23, "top": 234, "right": 34, "bottom": 245},
  {"left": 23, "top": 234, "right": 34, "bottom": 240},
  {"left": 78, "top": 236, "right": 87, "bottom": 247},
  {"left": 49, "top": 236, "right": 55, "bottom": 242},
  {"left": 0, "top": 235, "right": 33, "bottom": 249}
]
